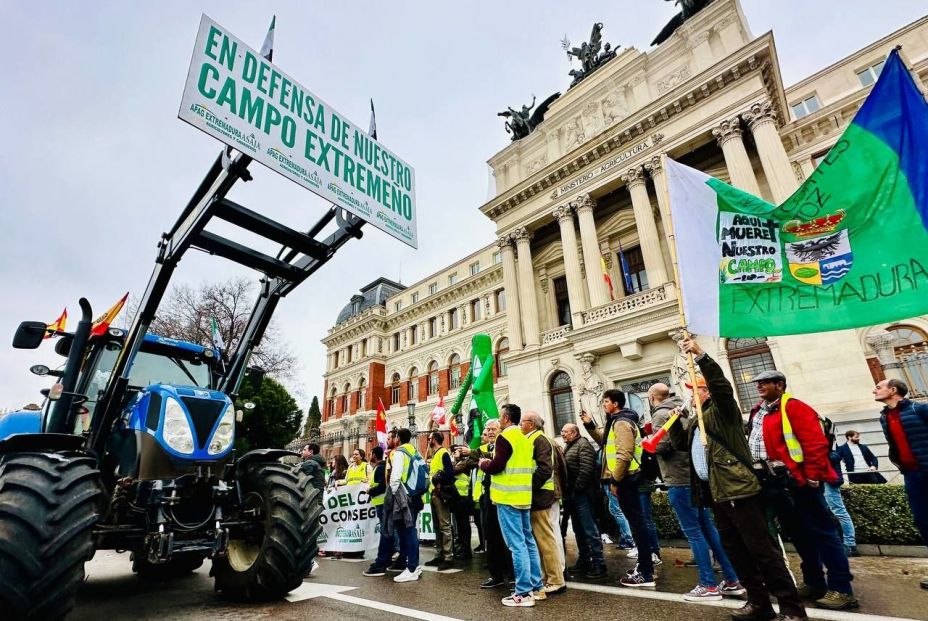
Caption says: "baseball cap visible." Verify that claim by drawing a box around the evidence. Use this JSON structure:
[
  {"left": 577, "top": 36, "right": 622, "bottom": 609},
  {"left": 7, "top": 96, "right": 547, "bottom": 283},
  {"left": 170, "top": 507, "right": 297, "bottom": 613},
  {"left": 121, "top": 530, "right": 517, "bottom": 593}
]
[{"left": 684, "top": 376, "right": 707, "bottom": 389}]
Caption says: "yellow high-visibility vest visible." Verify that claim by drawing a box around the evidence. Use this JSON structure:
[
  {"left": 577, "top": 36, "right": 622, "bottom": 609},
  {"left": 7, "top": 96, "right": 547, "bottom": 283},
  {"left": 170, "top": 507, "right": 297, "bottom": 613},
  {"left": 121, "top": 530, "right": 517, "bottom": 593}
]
[
  {"left": 526, "top": 429, "right": 555, "bottom": 491},
  {"left": 368, "top": 463, "right": 384, "bottom": 507},
  {"left": 346, "top": 461, "right": 371, "bottom": 485},
  {"left": 472, "top": 442, "right": 490, "bottom": 504},
  {"left": 429, "top": 447, "right": 448, "bottom": 492},
  {"left": 490, "top": 426, "right": 534, "bottom": 507},
  {"left": 605, "top": 420, "right": 642, "bottom": 475},
  {"left": 780, "top": 394, "right": 804, "bottom": 463}
]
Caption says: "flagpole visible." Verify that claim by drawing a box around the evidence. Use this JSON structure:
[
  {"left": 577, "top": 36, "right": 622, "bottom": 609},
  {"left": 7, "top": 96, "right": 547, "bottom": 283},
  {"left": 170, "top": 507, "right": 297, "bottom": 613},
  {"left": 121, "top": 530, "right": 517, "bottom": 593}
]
[{"left": 656, "top": 153, "right": 707, "bottom": 443}]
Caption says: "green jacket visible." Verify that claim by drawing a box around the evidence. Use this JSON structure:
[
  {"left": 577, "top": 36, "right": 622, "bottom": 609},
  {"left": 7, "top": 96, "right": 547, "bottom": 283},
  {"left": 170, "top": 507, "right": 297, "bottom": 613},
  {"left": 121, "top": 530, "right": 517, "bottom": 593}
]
[{"left": 669, "top": 353, "right": 760, "bottom": 505}]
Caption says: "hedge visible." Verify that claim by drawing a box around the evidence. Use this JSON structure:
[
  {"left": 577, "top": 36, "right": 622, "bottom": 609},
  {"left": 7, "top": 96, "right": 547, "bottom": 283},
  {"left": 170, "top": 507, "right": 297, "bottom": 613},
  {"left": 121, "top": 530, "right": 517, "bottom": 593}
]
[{"left": 647, "top": 484, "right": 921, "bottom": 546}]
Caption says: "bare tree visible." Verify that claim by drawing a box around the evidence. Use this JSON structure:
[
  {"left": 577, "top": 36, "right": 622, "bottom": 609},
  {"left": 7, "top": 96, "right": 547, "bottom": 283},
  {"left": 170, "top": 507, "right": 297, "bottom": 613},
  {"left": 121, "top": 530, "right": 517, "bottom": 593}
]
[{"left": 125, "top": 277, "right": 298, "bottom": 379}]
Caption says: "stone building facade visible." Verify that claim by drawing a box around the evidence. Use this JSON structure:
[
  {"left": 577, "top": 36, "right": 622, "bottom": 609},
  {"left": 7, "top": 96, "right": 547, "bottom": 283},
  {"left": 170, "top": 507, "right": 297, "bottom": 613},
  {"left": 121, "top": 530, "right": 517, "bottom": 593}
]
[{"left": 315, "top": 0, "right": 928, "bottom": 464}]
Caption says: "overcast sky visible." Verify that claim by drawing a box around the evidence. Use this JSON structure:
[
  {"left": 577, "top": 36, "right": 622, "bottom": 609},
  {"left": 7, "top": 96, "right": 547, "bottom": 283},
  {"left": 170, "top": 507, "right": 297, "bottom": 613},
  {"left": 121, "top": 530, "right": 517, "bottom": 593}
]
[{"left": 1, "top": 1, "right": 925, "bottom": 411}]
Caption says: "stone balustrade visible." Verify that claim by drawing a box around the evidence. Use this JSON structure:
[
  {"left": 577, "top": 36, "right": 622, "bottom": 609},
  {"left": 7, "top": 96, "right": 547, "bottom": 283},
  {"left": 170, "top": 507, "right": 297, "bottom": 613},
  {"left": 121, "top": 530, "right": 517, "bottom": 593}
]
[
  {"left": 581, "top": 284, "right": 669, "bottom": 326},
  {"left": 541, "top": 325, "right": 573, "bottom": 346}
]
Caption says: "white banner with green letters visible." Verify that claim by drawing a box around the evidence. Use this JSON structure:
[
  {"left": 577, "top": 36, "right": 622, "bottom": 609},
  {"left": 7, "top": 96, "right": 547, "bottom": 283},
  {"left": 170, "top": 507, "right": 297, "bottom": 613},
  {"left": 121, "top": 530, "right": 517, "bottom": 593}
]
[{"left": 179, "top": 15, "right": 417, "bottom": 248}]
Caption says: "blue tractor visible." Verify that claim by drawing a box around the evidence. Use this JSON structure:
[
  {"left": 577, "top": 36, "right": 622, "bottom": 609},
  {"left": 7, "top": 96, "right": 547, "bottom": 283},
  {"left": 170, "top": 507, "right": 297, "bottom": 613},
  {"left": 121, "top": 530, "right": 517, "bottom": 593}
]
[{"left": 0, "top": 145, "right": 366, "bottom": 619}]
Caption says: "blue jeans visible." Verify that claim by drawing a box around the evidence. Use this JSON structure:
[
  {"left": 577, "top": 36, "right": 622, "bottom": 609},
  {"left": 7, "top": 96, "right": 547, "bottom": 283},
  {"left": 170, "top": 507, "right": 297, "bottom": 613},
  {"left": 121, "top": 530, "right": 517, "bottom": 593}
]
[
  {"left": 568, "top": 489, "right": 604, "bottom": 566},
  {"left": 374, "top": 506, "right": 403, "bottom": 567},
  {"left": 904, "top": 471, "right": 928, "bottom": 546},
  {"left": 823, "top": 483, "right": 856, "bottom": 548},
  {"left": 497, "top": 504, "right": 543, "bottom": 596},
  {"left": 667, "top": 486, "right": 739, "bottom": 586},
  {"left": 601, "top": 482, "right": 634, "bottom": 544},
  {"left": 396, "top": 506, "right": 421, "bottom": 572},
  {"left": 639, "top": 490, "right": 662, "bottom": 555}
]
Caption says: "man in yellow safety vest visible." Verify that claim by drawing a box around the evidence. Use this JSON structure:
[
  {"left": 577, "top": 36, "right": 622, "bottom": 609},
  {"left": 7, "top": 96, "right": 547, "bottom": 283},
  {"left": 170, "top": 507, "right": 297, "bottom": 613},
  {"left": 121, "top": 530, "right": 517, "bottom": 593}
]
[
  {"left": 425, "top": 431, "right": 455, "bottom": 571},
  {"left": 582, "top": 389, "right": 656, "bottom": 588},
  {"left": 479, "top": 404, "right": 543, "bottom": 607}
]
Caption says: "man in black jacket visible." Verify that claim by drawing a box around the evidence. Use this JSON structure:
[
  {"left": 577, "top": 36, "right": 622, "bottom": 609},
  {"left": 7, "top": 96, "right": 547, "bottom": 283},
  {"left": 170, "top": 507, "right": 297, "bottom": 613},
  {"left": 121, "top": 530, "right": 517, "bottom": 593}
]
[
  {"left": 561, "top": 422, "right": 606, "bottom": 578},
  {"left": 299, "top": 443, "right": 327, "bottom": 494},
  {"left": 836, "top": 431, "right": 883, "bottom": 484}
]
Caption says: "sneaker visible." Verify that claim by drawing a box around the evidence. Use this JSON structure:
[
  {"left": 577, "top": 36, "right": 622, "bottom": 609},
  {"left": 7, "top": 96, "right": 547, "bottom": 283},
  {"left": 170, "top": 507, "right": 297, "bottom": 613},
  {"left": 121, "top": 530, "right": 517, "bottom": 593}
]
[
  {"left": 424, "top": 557, "right": 444, "bottom": 567},
  {"left": 310, "top": 560, "right": 320, "bottom": 574},
  {"left": 847, "top": 546, "right": 861, "bottom": 557},
  {"left": 796, "top": 582, "right": 826, "bottom": 600},
  {"left": 815, "top": 590, "right": 859, "bottom": 610},
  {"left": 387, "top": 560, "right": 407, "bottom": 572},
  {"left": 474, "top": 545, "right": 486, "bottom": 554},
  {"left": 393, "top": 567, "right": 422, "bottom": 583},
  {"left": 544, "top": 584, "right": 567, "bottom": 595},
  {"left": 652, "top": 553, "right": 662, "bottom": 566},
  {"left": 601, "top": 533, "right": 614, "bottom": 544},
  {"left": 437, "top": 561, "right": 455, "bottom": 571},
  {"left": 617, "top": 538, "right": 636, "bottom": 549},
  {"left": 501, "top": 594, "right": 535, "bottom": 607},
  {"left": 619, "top": 570, "right": 655, "bottom": 588},
  {"left": 921, "top": 578, "right": 928, "bottom": 590},
  {"left": 567, "top": 563, "right": 591, "bottom": 575},
  {"left": 683, "top": 585, "right": 723, "bottom": 602},
  {"left": 684, "top": 557, "right": 698, "bottom": 567},
  {"left": 363, "top": 564, "right": 386, "bottom": 577},
  {"left": 532, "top": 590, "right": 547, "bottom": 601},
  {"left": 627, "top": 547, "right": 638, "bottom": 558},
  {"left": 585, "top": 565, "right": 608, "bottom": 580},
  {"left": 480, "top": 577, "right": 506, "bottom": 589},
  {"left": 719, "top": 580, "right": 747, "bottom": 596}
]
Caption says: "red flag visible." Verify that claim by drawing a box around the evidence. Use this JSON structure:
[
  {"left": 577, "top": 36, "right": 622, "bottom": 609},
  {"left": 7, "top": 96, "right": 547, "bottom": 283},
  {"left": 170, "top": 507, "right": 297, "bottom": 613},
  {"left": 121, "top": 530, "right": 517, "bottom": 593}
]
[
  {"left": 600, "top": 257, "right": 615, "bottom": 301},
  {"left": 45, "top": 308, "right": 67, "bottom": 339},
  {"left": 90, "top": 292, "right": 128, "bottom": 337},
  {"left": 449, "top": 414, "right": 459, "bottom": 438},
  {"left": 376, "top": 398, "right": 388, "bottom": 448},
  {"left": 431, "top": 395, "right": 446, "bottom": 425}
]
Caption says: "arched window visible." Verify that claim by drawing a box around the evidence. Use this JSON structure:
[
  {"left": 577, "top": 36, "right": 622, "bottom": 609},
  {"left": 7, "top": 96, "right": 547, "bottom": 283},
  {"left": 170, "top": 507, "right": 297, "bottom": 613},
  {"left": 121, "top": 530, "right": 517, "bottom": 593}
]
[
  {"left": 427, "top": 361, "right": 439, "bottom": 396},
  {"left": 888, "top": 325, "right": 928, "bottom": 397},
  {"left": 497, "top": 338, "right": 510, "bottom": 377},
  {"left": 449, "top": 354, "right": 462, "bottom": 390},
  {"left": 342, "top": 382, "right": 351, "bottom": 414},
  {"left": 358, "top": 377, "right": 366, "bottom": 411},
  {"left": 390, "top": 373, "right": 401, "bottom": 407},
  {"left": 549, "top": 371, "right": 575, "bottom": 432},
  {"left": 328, "top": 385, "right": 337, "bottom": 420},
  {"left": 408, "top": 367, "right": 419, "bottom": 402},
  {"left": 727, "top": 337, "right": 777, "bottom": 413}
]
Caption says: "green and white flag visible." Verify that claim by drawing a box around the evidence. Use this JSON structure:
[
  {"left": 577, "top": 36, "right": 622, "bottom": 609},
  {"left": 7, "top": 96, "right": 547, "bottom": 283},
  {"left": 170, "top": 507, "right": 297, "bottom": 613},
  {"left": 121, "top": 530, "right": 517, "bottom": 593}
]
[
  {"left": 210, "top": 317, "right": 225, "bottom": 351},
  {"left": 259, "top": 15, "right": 275, "bottom": 61}
]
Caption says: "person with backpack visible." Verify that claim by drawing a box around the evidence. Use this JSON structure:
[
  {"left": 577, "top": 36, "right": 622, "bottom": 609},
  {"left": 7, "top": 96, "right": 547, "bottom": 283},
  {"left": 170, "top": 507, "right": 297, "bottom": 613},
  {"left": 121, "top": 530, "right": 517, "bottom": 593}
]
[
  {"left": 747, "top": 370, "right": 856, "bottom": 611},
  {"left": 581, "top": 389, "right": 657, "bottom": 588},
  {"left": 388, "top": 427, "right": 426, "bottom": 583}
]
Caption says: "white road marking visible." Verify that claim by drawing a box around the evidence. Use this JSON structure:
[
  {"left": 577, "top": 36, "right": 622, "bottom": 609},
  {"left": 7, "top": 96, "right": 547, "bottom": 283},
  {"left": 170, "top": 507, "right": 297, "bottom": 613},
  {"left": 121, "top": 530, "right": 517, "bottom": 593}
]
[
  {"left": 286, "top": 581, "right": 467, "bottom": 621},
  {"left": 567, "top": 582, "right": 922, "bottom": 621}
]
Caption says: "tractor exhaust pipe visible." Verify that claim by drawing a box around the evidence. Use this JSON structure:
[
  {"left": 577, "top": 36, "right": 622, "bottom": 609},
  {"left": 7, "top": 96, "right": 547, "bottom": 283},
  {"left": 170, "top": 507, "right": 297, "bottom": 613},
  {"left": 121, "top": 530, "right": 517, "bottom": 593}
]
[{"left": 46, "top": 298, "right": 93, "bottom": 434}]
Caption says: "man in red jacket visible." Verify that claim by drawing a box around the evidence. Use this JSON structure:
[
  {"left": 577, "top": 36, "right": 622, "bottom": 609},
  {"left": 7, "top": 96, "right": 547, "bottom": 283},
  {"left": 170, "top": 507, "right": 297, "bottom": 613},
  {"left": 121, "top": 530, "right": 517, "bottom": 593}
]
[{"left": 747, "top": 370, "right": 857, "bottom": 611}]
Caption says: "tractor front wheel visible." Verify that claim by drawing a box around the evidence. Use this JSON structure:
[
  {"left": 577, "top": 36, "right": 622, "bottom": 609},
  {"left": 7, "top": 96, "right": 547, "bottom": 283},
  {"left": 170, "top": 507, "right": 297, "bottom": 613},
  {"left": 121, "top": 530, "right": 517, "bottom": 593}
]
[
  {"left": 212, "top": 462, "right": 322, "bottom": 600},
  {"left": 0, "top": 452, "right": 102, "bottom": 621}
]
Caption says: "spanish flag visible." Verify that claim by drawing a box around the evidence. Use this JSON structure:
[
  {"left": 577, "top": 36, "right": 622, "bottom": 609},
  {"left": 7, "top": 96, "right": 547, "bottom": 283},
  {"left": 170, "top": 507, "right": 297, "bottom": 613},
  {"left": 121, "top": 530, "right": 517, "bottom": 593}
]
[
  {"left": 600, "top": 256, "right": 615, "bottom": 301},
  {"left": 375, "top": 398, "right": 388, "bottom": 449},
  {"left": 44, "top": 308, "right": 67, "bottom": 339},
  {"left": 90, "top": 292, "right": 129, "bottom": 337}
]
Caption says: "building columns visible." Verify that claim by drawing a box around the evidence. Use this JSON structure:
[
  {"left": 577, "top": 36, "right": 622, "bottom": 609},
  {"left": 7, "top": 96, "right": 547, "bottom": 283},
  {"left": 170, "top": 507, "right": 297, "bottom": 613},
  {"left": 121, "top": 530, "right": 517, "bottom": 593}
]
[
  {"left": 497, "top": 234, "right": 524, "bottom": 351},
  {"left": 574, "top": 194, "right": 611, "bottom": 308},
  {"left": 552, "top": 206, "right": 587, "bottom": 327},
  {"left": 743, "top": 100, "right": 797, "bottom": 203},
  {"left": 623, "top": 166, "right": 668, "bottom": 287},
  {"left": 514, "top": 227, "right": 541, "bottom": 346},
  {"left": 712, "top": 116, "right": 762, "bottom": 195}
]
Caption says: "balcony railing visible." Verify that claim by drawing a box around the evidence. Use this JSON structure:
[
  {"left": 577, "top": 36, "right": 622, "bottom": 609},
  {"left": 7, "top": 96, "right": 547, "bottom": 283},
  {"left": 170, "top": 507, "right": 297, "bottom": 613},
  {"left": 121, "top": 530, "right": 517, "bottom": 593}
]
[
  {"left": 581, "top": 284, "right": 669, "bottom": 326},
  {"left": 541, "top": 325, "right": 572, "bottom": 345}
]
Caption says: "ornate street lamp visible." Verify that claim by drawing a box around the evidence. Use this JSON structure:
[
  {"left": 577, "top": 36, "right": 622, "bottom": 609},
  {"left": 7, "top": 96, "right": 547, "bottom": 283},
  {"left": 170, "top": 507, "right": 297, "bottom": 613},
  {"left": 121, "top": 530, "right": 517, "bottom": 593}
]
[{"left": 406, "top": 400, "right": 417, "bottom": 436}]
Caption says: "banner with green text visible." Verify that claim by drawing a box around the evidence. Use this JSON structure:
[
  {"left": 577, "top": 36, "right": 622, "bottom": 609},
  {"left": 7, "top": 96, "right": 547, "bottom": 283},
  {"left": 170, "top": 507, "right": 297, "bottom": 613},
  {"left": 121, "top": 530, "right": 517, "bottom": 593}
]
[{"left": 179, "top": 15, "right": 417, "bottom": 247}]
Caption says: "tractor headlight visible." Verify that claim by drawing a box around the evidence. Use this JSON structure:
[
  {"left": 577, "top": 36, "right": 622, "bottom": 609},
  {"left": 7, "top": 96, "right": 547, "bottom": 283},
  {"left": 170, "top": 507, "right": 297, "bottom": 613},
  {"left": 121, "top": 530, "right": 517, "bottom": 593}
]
[
  {"left": 163, "top": 397, "right": 195, "bottom": 454},
  {"left": 208, "top": 405, "right": 235, "bottom": 455}
]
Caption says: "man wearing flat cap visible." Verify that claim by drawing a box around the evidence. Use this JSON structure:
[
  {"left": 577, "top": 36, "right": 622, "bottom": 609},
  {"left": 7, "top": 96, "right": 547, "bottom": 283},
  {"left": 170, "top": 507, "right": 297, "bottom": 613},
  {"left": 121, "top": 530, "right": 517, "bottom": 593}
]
[{"left": 746, "top": 369, "right": 857, "bottom": 611}]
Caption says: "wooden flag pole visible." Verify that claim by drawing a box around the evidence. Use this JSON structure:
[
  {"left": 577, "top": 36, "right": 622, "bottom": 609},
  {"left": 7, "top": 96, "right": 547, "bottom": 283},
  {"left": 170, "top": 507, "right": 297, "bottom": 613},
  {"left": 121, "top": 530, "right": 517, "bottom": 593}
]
[{"left": 655, "top": 153, "right": 707, "bottom": 442}]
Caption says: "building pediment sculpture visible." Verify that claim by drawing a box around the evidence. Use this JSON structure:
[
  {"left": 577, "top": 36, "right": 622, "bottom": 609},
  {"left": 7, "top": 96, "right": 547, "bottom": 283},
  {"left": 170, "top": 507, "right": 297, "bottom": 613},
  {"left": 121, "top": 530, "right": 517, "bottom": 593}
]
[
  {"left": 498, "top": 92, "right": 561, "bottom": 141},
  {"left": 651, "top": 0, "right": 715, "bottom": 46},
  {"left": 562, "top": 22, "right": 619, "bottom": 87}
]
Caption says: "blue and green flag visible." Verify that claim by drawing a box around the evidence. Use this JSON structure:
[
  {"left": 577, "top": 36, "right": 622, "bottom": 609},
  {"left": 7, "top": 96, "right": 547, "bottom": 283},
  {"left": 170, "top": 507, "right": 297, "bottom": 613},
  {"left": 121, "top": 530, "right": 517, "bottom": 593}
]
[{"left": 667, "top": 48, "right": 928, "bottom": 337}]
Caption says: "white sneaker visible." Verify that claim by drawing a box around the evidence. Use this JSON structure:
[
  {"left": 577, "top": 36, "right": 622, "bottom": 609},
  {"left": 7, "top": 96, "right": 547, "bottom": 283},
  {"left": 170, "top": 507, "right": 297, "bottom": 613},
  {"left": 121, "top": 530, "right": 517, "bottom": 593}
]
[
  {"left": 502, "top": 593, "right": 535, "bottom": 607},
  {"left": 627, "top": 547, "right": 638, "bottom": 558},
  {"left": 600, "top": 533, "right": 614, "bottom": 544},
  {"left": 393, "top": 566, "right": 422, "bottom": 583},
  {"left": 310, "top": 560, "right": 320, "bottom": 574},
  {"left": 652, "top": 553, "right": 662, "bottom": 566}
]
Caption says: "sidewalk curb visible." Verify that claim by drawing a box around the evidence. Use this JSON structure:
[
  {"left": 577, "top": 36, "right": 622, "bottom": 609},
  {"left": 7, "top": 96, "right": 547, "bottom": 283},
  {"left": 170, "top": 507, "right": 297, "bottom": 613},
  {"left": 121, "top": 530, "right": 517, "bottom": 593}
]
[{"left": 660, "top": 539, "right": 927, "bottom": 558}]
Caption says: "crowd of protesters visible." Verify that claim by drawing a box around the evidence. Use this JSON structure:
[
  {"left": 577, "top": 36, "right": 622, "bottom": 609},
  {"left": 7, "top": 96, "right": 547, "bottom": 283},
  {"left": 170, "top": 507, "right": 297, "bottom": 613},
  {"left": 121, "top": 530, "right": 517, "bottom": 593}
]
[{"left": 298, "top": 336, "right": 928, "bottom": 617}]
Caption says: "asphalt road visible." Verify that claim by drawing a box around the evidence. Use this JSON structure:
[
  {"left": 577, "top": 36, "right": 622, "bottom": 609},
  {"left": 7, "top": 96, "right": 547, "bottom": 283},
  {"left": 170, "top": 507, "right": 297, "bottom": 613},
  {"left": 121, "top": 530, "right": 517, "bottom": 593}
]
[{"left": 72, "top": 545, "right": 928, "bottom": 621}]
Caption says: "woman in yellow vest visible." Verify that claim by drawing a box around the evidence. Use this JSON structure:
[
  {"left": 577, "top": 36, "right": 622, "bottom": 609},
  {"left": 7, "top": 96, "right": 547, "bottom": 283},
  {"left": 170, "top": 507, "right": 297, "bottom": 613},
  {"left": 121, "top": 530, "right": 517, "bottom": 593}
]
[{"left": 346, "top": 448, "right": 372, "bottom": 486}]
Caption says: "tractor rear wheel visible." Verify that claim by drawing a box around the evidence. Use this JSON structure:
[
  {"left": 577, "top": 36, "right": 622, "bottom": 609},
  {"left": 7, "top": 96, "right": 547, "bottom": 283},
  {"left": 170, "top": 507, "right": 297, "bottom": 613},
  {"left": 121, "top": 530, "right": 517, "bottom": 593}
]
[
  {"left": 212, "top": 462, "right": 322, "bottom": 600},
  {"left": 0, "top": 452, "right": 102, "bottom": 621}
]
